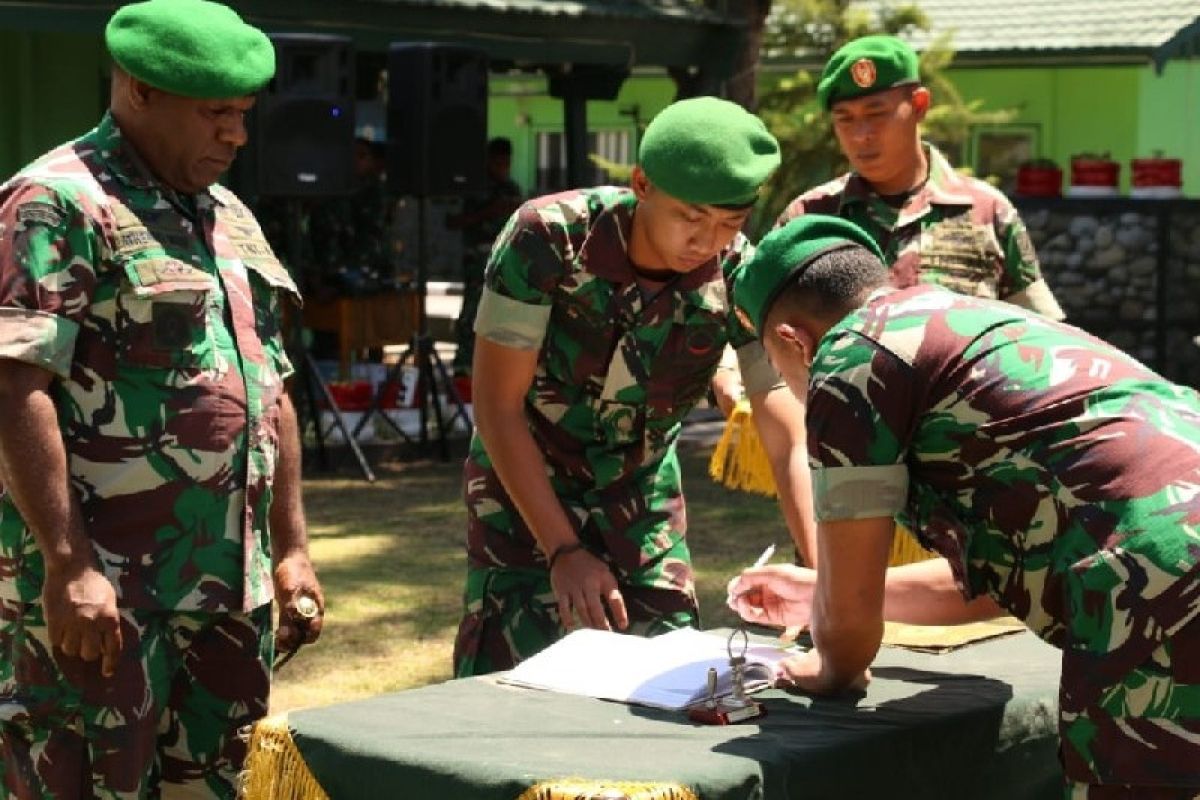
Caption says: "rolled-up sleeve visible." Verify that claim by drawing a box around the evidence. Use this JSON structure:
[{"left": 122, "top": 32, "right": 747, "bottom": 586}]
[
  {"left": 474, "top": 204, "right": 566, "bottom": 351},
  {"left": 475, "top": 287, "right": 552, "bottom": 351},
  {"left": 806, "top": 332, "right": 916, "bottom": 523},
  {"left": 813, "top": 463, "right": 908, "bottom": 521},
  {"left": 735, "top": 340, "right": 783, "bottom": 397},
  {"left": 0, "top": 183, "right": 97, "bottom": 378}
]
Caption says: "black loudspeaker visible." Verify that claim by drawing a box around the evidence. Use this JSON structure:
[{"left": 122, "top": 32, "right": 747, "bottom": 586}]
[
  {"left": 387, "top": 43, "right": 488, "bottom": 196},
  {"left": 251, "top": 34, "right": 355, "bottom": 197}
]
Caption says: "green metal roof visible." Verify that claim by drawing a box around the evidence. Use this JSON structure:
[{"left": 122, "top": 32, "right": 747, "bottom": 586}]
[
  {"left": 767, "top": 0, "right": 1200, "bottom": 69},
  {"left": 0, "top": 0, "right": 745, "bottom": 73},
  {"left": 898, "top": 0, "right": 1200, "bottom": 55}
]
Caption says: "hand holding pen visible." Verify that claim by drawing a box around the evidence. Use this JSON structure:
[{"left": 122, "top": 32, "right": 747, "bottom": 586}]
[
  {"left": 725, "top": 543, "right": 776, "bottom": 606},
  {"left": 725, "top": 550, "right": 818, "bottom": 634}
]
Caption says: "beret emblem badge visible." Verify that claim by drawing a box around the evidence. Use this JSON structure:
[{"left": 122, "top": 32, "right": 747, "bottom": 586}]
[{"left": 851, "top": 58, "right": 877, "bottom": 88}]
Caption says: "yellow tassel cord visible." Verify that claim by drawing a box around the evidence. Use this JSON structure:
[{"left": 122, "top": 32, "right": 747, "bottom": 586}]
[
  {"left": 707, "top": 402, "right": 936, "bottom": 568},
  {"left": 889, "top": 524, "right": 936, "bottom": 567},
  {"left": 240, "top": 714, "right": 330, "bottom": 800},
  {"left": 516, "top": 778, "right": 699, "bottom": 800},
  {"left": 708, "top": 400, "right": 777, "bottom": 497}
]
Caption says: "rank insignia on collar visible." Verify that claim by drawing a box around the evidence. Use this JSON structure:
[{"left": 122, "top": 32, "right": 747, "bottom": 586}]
[{"left": 851, "top": 58, "right": 877, "bottom": 88}]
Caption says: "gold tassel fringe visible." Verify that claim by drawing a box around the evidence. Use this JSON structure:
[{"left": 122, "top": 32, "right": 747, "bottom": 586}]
[
  {"left": 240, "top": 714, "right": 330, "bottom": 800},
  {"left": 708, "top": 403, "right": 936, "bottom": 568},
  {"left": 889, "top": 525, "right": 936, "bottom": 567},
  {"left": 516, "top": 778, "right": 699, "bottom": 800},
  {"left": 708, "top": 400, "right": 777, "bottom": 497}
]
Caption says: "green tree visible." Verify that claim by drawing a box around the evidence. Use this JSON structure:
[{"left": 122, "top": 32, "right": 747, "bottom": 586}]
[{"left": 751, "top": 0, "right": 1013, "bottom": 234}]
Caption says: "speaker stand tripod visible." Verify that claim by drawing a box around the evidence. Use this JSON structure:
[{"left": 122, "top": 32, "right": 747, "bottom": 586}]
[
  {"left": 283, "top": 198, "right": 376, "bottom": 482},
  {"left": 352, "top": 195, "right": 471, "bottom": 458}
]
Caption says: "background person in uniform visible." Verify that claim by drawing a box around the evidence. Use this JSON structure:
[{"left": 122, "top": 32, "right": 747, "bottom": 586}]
[
  {"left": 709, "top": 34, "right": 1064, "bottom": 564},
  {"left": 453, "top": 97, "right": 816, "bottom": 676},
  {"left": 447, "top": 136, "right": 523, "bottom": 377},
  {"left": 728, "top": 215, "right": 1200, "bottom": 798},
  {"left": 0, "top": 0, "right": 324, "bottom": 795},
  {"left": 308, "top": 133, "right": 396, "bottom": 296},
  {"left": 785, "top": 34, "right": 1063, "bottom": 314},
  {"left": 306, "top": 132, "right": 397, "bottom": 362}
]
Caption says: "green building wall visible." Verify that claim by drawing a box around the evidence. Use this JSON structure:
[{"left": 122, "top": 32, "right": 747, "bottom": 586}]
[
  {"left": 2, "top": 27, "right": 1197, "bottom": 202},
  {"left": 1137, "top": 59, "right": 1200, "bottom": 193},
  {"left": 950, "top": 62, "right": 1197, "bottom": 196},
  {"left": 486, "top": 73, "right": 675, "bottom": 197}
]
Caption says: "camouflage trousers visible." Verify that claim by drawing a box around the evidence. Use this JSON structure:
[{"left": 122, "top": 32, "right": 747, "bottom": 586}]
[
  {"left": 454, "top": 454, "right": 699, "bottom": 676},
  {"left": 452, "top": 565, "right": 698, "bottom": 677},
  {"left": 0, "top": 600, "right": 273, "bottom": 799},
  {"left": 1061, "top": 614, "right": 1200, "bottom": 798}
]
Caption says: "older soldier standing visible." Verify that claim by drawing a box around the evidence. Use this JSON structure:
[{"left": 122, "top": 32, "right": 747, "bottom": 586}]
[
  {"left": 453, "top": 97, "right": 815, "bottom": 676},
  {"left": 728, "top": 215, "right": 1200, "bottom": 798},
  {"left": 0, "top": 0, "right": 323, "bottom": 796}
]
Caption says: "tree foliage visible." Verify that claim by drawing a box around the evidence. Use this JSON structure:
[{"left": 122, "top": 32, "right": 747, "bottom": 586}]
[{"left": 750, "top": 0, "right": 1014, "bottom": 235}]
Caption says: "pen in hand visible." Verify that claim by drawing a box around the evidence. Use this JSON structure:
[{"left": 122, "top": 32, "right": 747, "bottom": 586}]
[
  {"left": 750, "top": 543, "right": 776, "bottom": 569},
  {"left": 727, "top": 543, "right": 777, "bottom": 605}
]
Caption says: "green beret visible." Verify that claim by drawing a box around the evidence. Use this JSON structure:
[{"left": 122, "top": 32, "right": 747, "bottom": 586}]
[
  {"left": 106, "top": 0, "right": 275, "bottom": 99},
  {"left": 638, "top": 97, "right": 780, "bottom": 206},
  {"left": 733, "top": 215, "right": 884, "bottom": 337},
  {"left": 817, "top": 35, "right": 920, "bottom": 110}
]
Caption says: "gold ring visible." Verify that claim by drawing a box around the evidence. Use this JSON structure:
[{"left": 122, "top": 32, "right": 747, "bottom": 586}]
[{"left": 295, "top": 595, "right": 319, "bottom": 619}]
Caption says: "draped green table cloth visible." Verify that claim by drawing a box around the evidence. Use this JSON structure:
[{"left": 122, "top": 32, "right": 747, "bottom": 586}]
[{"left": 283, "top": 630, "right": 1062, "bottom": 800}]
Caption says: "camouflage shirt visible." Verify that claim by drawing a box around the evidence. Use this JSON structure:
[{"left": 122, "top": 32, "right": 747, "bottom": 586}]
[
  {"left": 467, "top": 187, "right": 772, "bottom": 564},
  {"left": 0, "top": 113, "right": 300, "bottom": 613},
  {"left": 808, "top": 285, "right": 1200, "bottom": 661},
  {"left": 778, "top": 144, "right": 1064, "bottom": 320},
  {"left": 308, "top": 177, "right": 395, "bottom": 276}
]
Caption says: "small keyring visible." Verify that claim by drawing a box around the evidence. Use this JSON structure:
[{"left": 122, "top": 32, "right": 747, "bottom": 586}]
[{"left": 727, "top": 625, "right": 749, "bottom": 661}]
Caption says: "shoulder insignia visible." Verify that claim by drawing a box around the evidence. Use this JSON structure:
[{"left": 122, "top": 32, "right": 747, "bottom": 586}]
[{"left": 15, "top": 201, "right": 65, "bottom": 229}]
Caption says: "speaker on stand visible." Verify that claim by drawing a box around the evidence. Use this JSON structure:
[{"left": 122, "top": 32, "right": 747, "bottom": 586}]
[
  {"left": 245, "top": 33, "right": 376, "bottom": 481},
  {"left": 363, "top": 42, "right": 486, "bottom": 458}
]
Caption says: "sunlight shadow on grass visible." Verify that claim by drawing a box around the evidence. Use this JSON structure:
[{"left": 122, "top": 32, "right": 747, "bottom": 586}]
[{"left": 278, "top": 449, "right": 792, "bottom": 713}]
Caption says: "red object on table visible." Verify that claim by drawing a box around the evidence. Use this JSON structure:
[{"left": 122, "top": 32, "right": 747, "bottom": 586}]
[
  {"left": 326, "top": 381, "right": 373, "bottom": 411},
  {"left": 1132, "top": 157, "right": 1182, "bottom": 188},
  {"left": 1016, "top": 164, "right": 1062, "bottom": 197},
  {"left": 1070, "top": 156, "right": 1119, "bottom": 188}
]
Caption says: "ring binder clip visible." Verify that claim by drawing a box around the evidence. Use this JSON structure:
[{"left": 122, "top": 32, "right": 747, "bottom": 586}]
[{"left": 686, "top": 627, "right": 768, "bottom": 725}]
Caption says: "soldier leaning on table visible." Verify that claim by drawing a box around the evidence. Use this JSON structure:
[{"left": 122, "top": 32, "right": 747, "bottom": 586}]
[
  {"left": 453, "top": 97, "right": 816, "bottom": 676},
  {"left": 729, "top": 214, "right": 1200, "bottom": 800}
]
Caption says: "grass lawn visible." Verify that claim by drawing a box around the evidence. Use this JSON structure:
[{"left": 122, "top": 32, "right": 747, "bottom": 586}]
[{"left": 270, "top": 440, "right": 790, "bottom": 713}]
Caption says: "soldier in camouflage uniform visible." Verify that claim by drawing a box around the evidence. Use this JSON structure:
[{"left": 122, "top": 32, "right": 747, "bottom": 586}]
[
  {"left": 710, "top": 35, "right": 1063, "bottom": 572},
  {"left": 729, "top": 215, "right": 1200, "bottom": 798},
  {"left": 454, "top": 97, "right": 816, "bottom": 676},
  {"left": 779, "top": 35, "right": 1063, "bottom": 318},
  {"left": 0, "top": 1, "right": 323, "bottom": 796},
  {"left": 308, "top": 137, "right": 396, "bottom": 291}
]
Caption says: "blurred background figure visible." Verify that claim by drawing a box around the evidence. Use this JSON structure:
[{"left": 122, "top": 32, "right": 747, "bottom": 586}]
[
  {"left": 256, "top": 127, "right": 402, "bottom": 364},
  {"left": 447, "top": 136, "right": 523, "bottom": 377}
]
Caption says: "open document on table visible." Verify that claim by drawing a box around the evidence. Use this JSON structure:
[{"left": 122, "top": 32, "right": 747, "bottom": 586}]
[{"left": 498, "top": 627, "right": 800, "bottom": 711}]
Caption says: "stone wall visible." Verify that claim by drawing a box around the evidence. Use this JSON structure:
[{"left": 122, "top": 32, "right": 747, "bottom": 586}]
[{"left": 1018, "top": 198, "right": 1200, "bottom": 387}]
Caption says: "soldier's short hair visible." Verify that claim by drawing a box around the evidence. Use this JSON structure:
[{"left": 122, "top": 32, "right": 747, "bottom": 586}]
[{"left": 771, "top": 246, "right": 889, "bottom": 324}]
